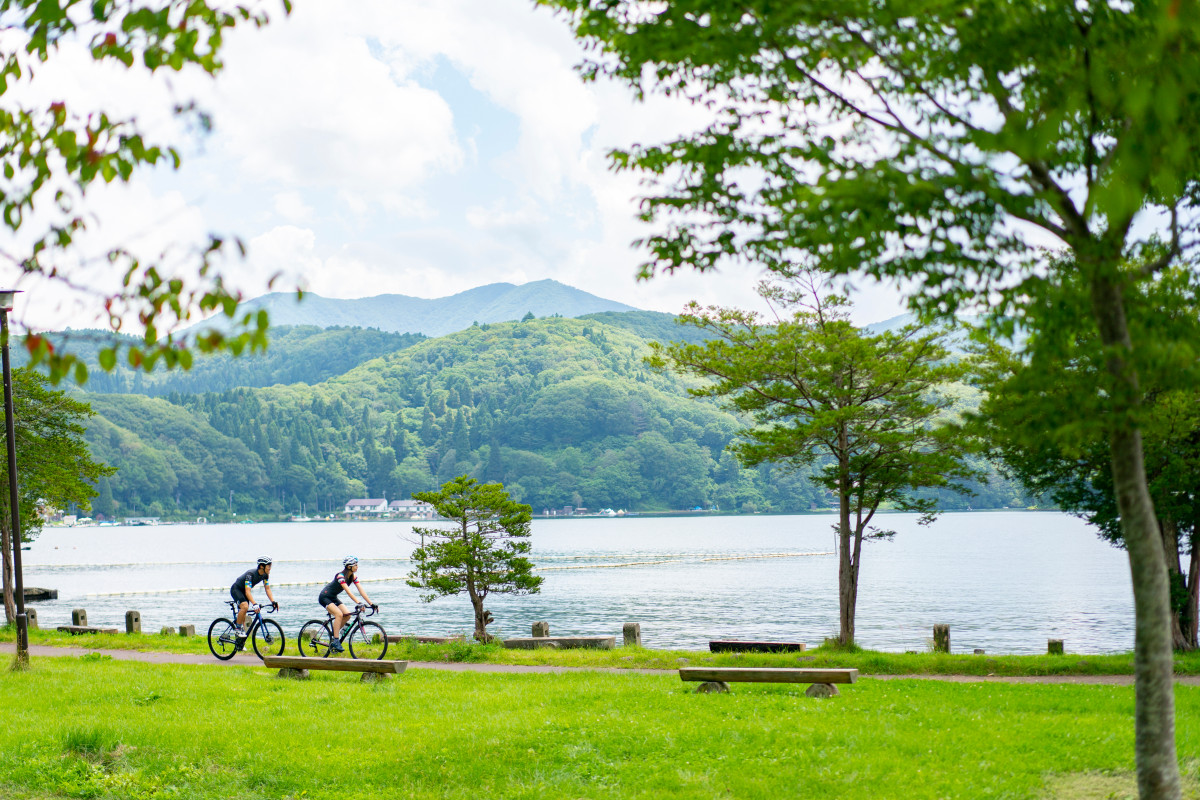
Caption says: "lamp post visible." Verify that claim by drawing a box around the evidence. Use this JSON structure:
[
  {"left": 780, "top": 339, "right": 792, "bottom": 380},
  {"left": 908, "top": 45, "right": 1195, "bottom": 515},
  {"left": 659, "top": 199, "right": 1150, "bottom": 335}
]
[{"left": 0, "top": 289, "right": 27, "bottom": 664}]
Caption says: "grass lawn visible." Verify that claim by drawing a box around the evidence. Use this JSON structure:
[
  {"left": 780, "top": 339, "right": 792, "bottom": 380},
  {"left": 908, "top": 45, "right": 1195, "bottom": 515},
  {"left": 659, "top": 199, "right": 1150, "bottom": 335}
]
[
  {"left": 6, "top": 625, "right": 1200, "bottom": 677},
  {"left": 1, "top": 655, "right": 1199, "bottom": 799}
]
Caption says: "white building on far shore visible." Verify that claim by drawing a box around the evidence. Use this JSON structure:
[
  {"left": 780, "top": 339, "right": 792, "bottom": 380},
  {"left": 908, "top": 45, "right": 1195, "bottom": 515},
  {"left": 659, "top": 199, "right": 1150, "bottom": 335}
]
[
  {"left": 343, "top": 498, "right": 388, "bottom": 516},
  {"left": 388, "top": 499, "right": 436, "bottom": 519}
]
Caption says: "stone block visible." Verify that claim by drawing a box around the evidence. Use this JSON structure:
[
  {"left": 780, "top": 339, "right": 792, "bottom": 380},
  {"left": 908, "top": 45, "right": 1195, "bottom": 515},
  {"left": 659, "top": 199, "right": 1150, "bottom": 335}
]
[
  {"left": 276, "top": 668, "right": 310, "bottom": 680},
  {"left": 125, "top": 610, "right": 141, "bottom": 634},
  {"left": 805, "top": 683, "right": 840, "bottom": 698},
  {"left": 531, "top": 621, "right": 549, "bottom": 638},
  {"left": 623, "top": 622, "right": 642, "bottom": 647},
  {"left": 361, "top": 672, "right": 391, "bottom": 683},
  {"left": 1048, "top": 639, "right": 1064, "bottom": 655},
  {"left": 25, "top": 608, "right": 38, "bottom": 629},
  {"left": 71, "top": 608, "right": 88, "bottom": 627},
  {"left": 973, "top": 648, "right": 985, "bottom": 655},
  {"left": 696, "top": 681, "right": 729, "bottom": 694},
  {"left": 179, "top": 624, "right": 196, "bottom": 637},
  {"left": 160, "top": 626, "right": 176, "bottom": 636}
]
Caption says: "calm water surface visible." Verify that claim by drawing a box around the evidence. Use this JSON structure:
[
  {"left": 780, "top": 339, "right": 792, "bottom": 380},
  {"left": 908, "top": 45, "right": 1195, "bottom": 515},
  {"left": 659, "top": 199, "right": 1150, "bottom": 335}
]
[{"left": 20, "top": 511, "right": 1133, "bottom": 654}]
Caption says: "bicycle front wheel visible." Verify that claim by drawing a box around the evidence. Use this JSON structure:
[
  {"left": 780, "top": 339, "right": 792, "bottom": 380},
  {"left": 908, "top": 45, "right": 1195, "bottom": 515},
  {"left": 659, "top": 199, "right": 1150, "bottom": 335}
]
[
  {"left": 207, "top": 618, "right": 239, "bottom": 661},
  {"left": 297, "top": 620, "right": 333, "bottom": 658},
  {"left": 252, "top": 618, "right": 286, "bottom": 660},
  {"left": 347, "top": 621, "right": 389, "bottom": 660}
]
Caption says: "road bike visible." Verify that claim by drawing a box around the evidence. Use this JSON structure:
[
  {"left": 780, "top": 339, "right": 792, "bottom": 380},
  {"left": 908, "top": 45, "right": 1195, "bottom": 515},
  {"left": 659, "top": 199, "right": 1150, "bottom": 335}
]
[
  {"left": 207, "top": 601, "right": 286, "bottom": 661},
  {"left": 296, "top": 604, "right": 388, "bottom": 659}
]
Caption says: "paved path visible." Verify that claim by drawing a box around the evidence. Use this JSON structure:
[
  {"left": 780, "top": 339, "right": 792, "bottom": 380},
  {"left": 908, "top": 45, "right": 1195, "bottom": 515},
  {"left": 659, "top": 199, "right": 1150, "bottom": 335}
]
[{"left": 4, "top": 643, "right": 1200, "bottom": 685}]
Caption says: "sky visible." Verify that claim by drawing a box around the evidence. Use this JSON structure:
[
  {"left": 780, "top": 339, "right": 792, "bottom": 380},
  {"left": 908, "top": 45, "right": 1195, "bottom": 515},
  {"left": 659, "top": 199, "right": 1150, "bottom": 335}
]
[{"left": 2, "top": 0, "right": 910, "bottom": 334}]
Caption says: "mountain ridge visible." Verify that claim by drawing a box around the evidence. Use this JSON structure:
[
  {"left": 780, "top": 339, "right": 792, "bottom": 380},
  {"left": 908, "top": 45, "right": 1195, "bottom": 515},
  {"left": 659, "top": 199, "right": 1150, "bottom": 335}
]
[{"left": 206, "top": 278, "right": 638, "bottom": 337}]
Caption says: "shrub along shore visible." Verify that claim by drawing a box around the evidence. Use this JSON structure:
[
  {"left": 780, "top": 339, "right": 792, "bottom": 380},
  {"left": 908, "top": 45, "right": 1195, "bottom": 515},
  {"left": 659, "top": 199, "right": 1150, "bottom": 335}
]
[{"left": 5, "top": 625, "right": 1200, "bottom": 677}]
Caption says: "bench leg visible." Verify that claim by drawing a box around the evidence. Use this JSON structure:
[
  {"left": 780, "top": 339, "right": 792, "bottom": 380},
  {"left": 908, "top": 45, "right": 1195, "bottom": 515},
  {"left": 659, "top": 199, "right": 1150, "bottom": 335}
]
[
  {"left": 276, "top": 668, "right": 310, "bottom": 680},
  {"left": 695, "top": 681, "right": 729, "bottom": 694},
  {"left": 361, "top": 672, "right": 391, "bottom": 683},
  {"left": 805, "top": 683, "right": 839, "bottom": 698}
]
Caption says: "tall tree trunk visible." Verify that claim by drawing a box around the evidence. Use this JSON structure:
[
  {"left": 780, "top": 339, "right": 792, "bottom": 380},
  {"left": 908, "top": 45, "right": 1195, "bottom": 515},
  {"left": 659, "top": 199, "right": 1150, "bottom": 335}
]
[
  {"left": 1187, "top": 537, "right": 1199, "bottom": 651},
  {"left": 836, "top": 434, "right": 855, "bottom": 646},
  {"left": 1, "top": 521, "right": 13, "bottom": 624},
  {"left": 1090, "top": 272, "right": 1181, "bottom": 800},
  {"left": 1161, "top": 518, "right": 1190, "bottom": 651}
]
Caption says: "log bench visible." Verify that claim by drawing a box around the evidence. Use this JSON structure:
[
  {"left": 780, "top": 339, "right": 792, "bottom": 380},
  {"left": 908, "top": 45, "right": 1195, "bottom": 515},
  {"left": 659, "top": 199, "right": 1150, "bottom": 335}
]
[
  {"left": 709, "top": 640, "right": 807, "bottom": 653},
  {"left": 261, "top": 655, "right": 408, "bottom": 682},
  {"left": 503, "top": 636, "right": 615, "bottom": 650},
  {"left": 56, "top": 625, "right": 119, "bottom": 635},
  {"left": 680, "top": 667, "right": 858, "bottom": 697}
]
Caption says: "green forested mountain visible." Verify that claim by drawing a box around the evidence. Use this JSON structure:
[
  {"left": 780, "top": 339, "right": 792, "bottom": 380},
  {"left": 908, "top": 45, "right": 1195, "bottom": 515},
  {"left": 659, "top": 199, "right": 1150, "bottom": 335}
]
[
  {"left": 39, "top": 326, "right": 425, "bottom": 396},
  {"left": 80, "top": 313, "right": 1032, "bottom": 519}
]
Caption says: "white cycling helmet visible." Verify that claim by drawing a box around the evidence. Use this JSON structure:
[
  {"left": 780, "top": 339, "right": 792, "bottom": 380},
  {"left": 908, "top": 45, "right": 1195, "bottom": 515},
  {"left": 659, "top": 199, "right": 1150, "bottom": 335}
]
[
  {"left": 257, "top": 556, "right": 273, "bottom": 566},
  {"left": 343, "top": 556, "right": 358, "bottom": 568}
]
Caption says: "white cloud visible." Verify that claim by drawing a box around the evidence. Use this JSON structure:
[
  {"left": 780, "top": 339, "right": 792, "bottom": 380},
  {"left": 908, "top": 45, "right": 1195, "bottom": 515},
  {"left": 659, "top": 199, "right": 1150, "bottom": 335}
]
[{"left": 12, "top": 0, "right": 910, "bottom": 334}]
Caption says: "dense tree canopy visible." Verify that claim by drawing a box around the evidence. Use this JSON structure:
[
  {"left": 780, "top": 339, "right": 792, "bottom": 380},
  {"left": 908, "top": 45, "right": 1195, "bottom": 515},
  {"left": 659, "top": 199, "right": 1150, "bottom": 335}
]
[
  {"left": 1, "top": 368, "right": 114, "bottom": 622},
  {"left": 75, "top": 314, "right": 1026, "bottom": 520},
  {"left": 539, "top": 3, "right": 1200, "bottom": 794}
]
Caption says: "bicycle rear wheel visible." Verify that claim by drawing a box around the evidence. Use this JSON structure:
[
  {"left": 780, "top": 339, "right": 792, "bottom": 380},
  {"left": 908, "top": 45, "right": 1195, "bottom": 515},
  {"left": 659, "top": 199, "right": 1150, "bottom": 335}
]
[
  {"left": 347, "top": 621, "right": 389, "bottom": 660},
  {"left": 252, "top": 618, "right": 286, "bottom": 660},
  {"left": 207, "top": 618, "right": 239, "bottom": 661},
  {"left": 297, "top": 620, "right": 333, "bottom": 657}
]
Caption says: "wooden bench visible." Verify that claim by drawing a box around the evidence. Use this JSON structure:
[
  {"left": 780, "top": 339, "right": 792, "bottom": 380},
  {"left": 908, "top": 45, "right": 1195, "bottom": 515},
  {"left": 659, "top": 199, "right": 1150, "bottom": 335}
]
[
  {"left": 56, "top": 625, "right": 118, "bottom": 635},
  {"left": 709, "top": 640, "right": 807, "bottom": 653},
  {"left": 261, "top": 655, "right": 408, "bottom": 682},
  {"left": 680, "top": 667, "right": 858, "bottom": 697}
]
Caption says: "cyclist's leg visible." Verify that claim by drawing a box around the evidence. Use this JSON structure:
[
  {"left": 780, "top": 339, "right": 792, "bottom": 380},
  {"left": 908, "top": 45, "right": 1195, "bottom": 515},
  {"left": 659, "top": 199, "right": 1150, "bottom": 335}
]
[
  {"left": 231, "top": 588, "right": 249, "bottom": 630},
  {"left": 328, "top": 603, "right": 350, "bottom": 637}
]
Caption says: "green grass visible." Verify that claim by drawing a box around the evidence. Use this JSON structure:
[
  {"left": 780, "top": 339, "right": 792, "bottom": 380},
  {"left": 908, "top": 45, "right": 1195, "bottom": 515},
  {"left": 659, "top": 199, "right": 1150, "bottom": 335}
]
[
  {"left": 1, "top": 656, "right": 1199, "bottom": 799},
  {"left": 6, "top": 624, "right": 1200, "bottom": 676}
]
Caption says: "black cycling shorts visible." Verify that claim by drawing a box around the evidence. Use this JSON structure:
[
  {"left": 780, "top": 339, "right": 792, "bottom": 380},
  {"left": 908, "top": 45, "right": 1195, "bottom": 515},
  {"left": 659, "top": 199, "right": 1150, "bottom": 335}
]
[
  {"left": 318, "top": 592, "right": 338, "bottom": 609},
  {"left": 231, "top": 588, "right": 249, "bottom": 606}
]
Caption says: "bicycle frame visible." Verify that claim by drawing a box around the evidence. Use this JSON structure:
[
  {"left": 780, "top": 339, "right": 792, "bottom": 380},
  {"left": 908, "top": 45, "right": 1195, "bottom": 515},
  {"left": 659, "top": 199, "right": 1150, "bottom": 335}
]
[{"left": 327, "top": 604, "right": 376, "bottom": 642}]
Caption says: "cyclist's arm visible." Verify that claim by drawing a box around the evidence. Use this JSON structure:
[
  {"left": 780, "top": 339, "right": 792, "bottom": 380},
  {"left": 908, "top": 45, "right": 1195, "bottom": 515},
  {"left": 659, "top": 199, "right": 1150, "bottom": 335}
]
[
  {"left": 243, "top": 580, "right": 256, "bottom": 606},
  {"left": 264, "top": 585, "right": 277, "bottom": 605},
  {"left": 358, "top": 585, "right": 375, "bottom": 606}
]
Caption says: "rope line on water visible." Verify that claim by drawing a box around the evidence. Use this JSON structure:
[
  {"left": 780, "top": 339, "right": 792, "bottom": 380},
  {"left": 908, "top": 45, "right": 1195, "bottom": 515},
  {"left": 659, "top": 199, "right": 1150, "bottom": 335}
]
[{"left": 47, "top": 551, "right": 831, "bottom": 570}]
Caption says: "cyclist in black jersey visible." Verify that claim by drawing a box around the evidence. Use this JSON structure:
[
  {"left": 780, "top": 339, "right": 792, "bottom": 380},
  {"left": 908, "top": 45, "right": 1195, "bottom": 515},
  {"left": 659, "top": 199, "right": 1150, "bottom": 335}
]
[
  {"left": 231, "top": 557, "right": 278, "bottom": 639},
  {"left": 318, "top": 556, "right": 376, "bottom": 652}
]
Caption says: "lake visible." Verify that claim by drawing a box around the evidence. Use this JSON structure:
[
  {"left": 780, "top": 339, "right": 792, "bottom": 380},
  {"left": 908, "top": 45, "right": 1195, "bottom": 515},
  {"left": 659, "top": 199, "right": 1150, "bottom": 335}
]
[{"left": 18, "top": 510, "right": 1134, "bottom": 654}]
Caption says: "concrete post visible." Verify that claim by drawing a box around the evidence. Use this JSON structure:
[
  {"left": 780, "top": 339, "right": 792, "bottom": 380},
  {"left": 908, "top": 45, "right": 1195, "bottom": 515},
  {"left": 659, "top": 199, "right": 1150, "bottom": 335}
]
[
  {"left": 125, "top": 610, "right": 141, "bottom": 634},
  {"left": 623, "top": 622, "right": 642, "bottom": 647},
  {"left": 25, "top": 607, "right": 37, "bottom": 629},
  {"left": 159, "top": 626, "right": 176, "bottom": 635},
  {"left": 179, "top": 624, "right": 196, "bottom": 637},
  {"left": 71, "top": 608, "right": 88, "bottom": 626},
  {"left": 1048, "top": 639, "right": 1064, "bottom": 655},
  {"left": 531, "top": 621, "right": 549, "bottom": 638},
  {"left": 933, "top": 624, "right": 950, "bottom": 653}
]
